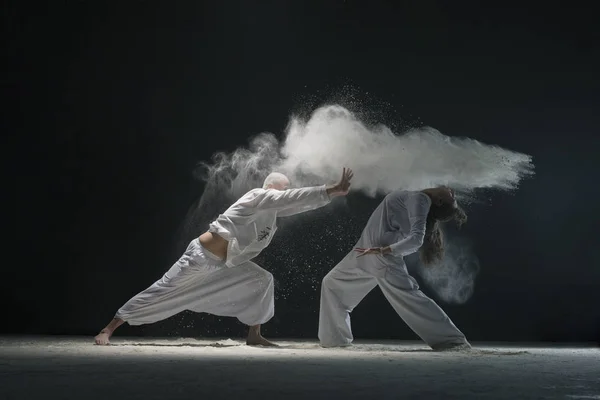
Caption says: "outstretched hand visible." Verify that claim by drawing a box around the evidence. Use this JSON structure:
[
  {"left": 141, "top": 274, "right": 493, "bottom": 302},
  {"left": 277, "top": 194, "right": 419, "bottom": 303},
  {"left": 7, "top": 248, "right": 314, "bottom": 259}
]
[{"left": 327, "top": 167, "right": 354, "bottom": 197}]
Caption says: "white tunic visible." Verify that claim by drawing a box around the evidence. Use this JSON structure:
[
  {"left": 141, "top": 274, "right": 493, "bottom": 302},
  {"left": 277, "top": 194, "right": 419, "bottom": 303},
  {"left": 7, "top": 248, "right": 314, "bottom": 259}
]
[
  {"left": 209, "top": 185, "right": 331, "bottom": 267},
  {"left": 355, "top": 190, "right": 431, "bottom": 275},
  {"left": 359, "top": 190, "right": 431, "bottom": 255}
]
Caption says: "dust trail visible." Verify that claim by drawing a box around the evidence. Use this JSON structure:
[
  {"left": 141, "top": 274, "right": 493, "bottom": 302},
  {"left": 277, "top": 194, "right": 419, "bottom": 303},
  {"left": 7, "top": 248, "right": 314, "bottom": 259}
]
[
  {"left": 278, "top": 106, "right": 533, "bottom": 200},
  {"left": 177, "top": 104, "right": 533, "bottom": 305},
  {"left": 410, "top": 235, "right": 481, "bottom": 304}
]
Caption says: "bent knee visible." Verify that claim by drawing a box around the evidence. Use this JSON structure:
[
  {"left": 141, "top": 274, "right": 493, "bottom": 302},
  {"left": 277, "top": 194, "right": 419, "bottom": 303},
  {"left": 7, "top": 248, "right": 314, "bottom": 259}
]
[
  {"left": 255, "top": 269, "right": 274, "bottom": 286},
  {"left": 263, "top": 270, "right": 274, "bottom": 283},
  {"left": 322, "top": 273, "right": 336, "bottom": 289}
]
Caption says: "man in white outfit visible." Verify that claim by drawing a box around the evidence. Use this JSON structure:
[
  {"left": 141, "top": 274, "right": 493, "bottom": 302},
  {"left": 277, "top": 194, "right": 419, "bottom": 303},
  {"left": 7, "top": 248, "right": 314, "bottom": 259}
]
[
  {"left": 318, "top": 187, "right": 471, "bottom": 351},
  {"left": 95, "top": 168, "right": 353, "bottom": 346}
]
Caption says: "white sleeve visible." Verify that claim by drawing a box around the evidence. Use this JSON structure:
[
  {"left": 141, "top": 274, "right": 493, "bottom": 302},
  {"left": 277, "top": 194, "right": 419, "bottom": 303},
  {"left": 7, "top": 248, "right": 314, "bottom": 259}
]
[
  {"left": 250, "top": 185, "right": 331, "bottom": 215},
  {"left": 389, "top": 192, "right": 431, "bottom": 257}
]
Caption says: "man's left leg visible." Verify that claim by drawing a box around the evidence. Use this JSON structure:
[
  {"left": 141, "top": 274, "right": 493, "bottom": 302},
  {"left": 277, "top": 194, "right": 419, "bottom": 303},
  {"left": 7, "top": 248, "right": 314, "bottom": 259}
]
[{"left": 186, "top": 260, "right": 277, "bottom": 346}]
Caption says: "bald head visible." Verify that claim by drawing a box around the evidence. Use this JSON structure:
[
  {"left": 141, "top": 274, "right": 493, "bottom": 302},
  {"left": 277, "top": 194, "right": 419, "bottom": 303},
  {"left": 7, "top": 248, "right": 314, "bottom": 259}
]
[{"left": 262, "top": 172, "right": 290, "bottom": 190}]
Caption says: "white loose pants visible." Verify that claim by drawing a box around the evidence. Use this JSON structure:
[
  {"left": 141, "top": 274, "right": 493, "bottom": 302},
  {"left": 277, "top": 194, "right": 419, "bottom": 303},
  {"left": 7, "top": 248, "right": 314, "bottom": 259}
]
[
  {"left": 115, "top": 239, "right": 274, "bottom": 327},
  {"left": 318, "top": 252, "right": 468, "bottom": 349}
]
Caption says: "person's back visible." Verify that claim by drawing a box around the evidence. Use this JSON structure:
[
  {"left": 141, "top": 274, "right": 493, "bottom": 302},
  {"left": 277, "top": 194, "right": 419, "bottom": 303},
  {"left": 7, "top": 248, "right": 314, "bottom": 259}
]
[
  {"left": 209, "top": 185, "right": 331, "bottom": 267},
  {"left": 356, "top": 190, "right": 431, "bottom": 258},
  {"left": 209, "top": 187, "right": 282, "bottom": 267}
]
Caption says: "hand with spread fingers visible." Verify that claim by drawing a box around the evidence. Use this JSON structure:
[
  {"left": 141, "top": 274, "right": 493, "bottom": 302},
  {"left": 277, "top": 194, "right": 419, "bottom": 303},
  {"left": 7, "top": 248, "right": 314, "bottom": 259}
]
[{"left": 326, "top": 168, "right": 354, "bottom": 198}]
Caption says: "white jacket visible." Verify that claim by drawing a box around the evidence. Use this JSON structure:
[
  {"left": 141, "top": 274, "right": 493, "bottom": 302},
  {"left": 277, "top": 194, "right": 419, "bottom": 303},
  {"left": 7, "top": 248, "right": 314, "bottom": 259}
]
[
  {"left": 356, "top": 190, "right": 432, "bottom": 275},
  {"left": 209, "top": 185, "right": 331, "bottom": 267}
]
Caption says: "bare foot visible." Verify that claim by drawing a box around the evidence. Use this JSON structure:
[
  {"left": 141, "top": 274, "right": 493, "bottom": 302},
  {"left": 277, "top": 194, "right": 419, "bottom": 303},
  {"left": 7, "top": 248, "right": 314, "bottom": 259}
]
[
  {"left": 246, "top": 334, "right": 278, "bottom": 347},
  {"left": 94, "top": 330, "right": 112, "bottom": 345}
]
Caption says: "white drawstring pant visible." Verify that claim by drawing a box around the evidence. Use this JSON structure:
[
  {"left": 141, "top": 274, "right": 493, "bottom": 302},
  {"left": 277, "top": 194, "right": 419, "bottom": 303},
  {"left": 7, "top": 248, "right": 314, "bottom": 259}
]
[
  {"left": 115, "top": 239, "right": 274, "bottom": 327},
  {"left": 318, "top": 251, "right": 469, "bottom": 349}
]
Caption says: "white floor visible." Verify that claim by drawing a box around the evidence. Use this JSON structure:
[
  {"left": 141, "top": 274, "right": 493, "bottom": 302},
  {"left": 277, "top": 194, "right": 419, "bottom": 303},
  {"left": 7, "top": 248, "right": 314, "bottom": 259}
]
[{"left": 1, "top": 336, "right": 598, "bottom": 400}]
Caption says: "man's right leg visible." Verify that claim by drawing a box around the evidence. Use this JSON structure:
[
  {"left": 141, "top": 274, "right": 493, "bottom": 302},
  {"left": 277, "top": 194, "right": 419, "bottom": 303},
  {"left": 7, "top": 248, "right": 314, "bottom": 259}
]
[
  {"left": 94, "top": 239, "right": 215, "bottom": 345},
  {"left": 318, "top": 254, "right": 377, "bottom": 347},
  {"left": 94, "top": 318, "right": 124, "bottom": 345}
]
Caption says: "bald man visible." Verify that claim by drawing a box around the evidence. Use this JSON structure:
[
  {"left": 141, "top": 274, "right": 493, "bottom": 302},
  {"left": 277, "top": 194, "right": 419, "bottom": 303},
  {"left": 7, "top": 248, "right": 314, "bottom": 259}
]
[{"left": 94, "top": 168, "right": 353, "bottom": 346}]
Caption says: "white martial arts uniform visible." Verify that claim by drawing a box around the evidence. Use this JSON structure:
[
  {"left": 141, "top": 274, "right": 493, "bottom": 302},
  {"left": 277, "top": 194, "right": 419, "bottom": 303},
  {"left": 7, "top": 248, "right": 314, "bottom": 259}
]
[
  {"left": 116, "top": 185, "right": 331, "bottom": 327},
  {"left": 318, "top": 190, "right": 469, "bottom": 349}
]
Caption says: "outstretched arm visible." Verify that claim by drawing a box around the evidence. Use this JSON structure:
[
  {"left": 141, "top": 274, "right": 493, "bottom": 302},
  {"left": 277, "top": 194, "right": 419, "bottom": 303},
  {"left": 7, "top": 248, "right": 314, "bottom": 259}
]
[
  {"left": 275, "top": 190, "right": 330, "bottom": 217},
  {"left": 259, "top": 168, "right": 353, "bottom": 217},
  {"left": 255, "top": 185, "right": 331, "bottom": 215}
]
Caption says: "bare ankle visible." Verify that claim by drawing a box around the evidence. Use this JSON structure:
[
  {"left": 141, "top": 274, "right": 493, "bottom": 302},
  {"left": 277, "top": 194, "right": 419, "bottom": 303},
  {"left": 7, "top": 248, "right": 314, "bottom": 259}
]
[
  {"left": 100, "top": 318, "right": 124, "bottom": 336},
  {"left": 248, "top": 325, "right": 261, "bottom": 337}
]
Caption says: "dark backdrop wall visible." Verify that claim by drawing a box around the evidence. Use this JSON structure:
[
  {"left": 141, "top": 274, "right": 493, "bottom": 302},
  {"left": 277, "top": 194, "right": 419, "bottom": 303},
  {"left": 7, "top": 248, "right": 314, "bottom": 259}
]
[{"left": 4, "top": 1, "right": 599, "bottom": 342}]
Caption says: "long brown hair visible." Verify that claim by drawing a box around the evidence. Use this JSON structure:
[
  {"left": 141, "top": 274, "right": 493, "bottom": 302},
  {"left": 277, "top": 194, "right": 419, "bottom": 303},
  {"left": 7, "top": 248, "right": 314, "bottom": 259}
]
[{"left": 419, "top": 201, "right": 467, "bottom": 266}]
